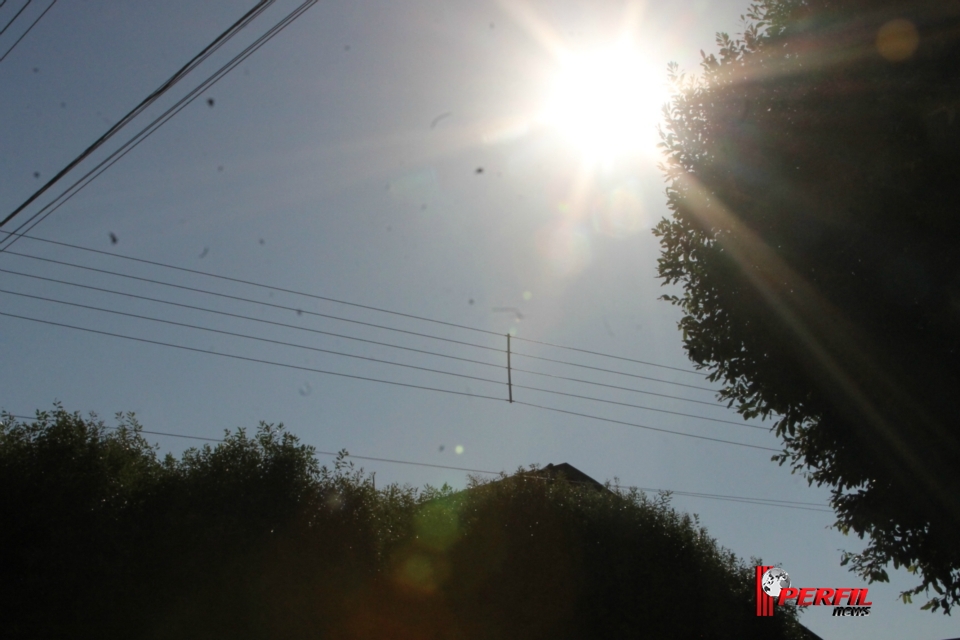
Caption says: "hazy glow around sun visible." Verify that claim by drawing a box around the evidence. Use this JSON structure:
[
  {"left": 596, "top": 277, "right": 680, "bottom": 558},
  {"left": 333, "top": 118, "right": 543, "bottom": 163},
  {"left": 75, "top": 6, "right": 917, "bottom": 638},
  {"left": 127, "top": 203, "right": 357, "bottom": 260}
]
[{"left": 542, "top": 43, "right": 667, "bottom": 162}]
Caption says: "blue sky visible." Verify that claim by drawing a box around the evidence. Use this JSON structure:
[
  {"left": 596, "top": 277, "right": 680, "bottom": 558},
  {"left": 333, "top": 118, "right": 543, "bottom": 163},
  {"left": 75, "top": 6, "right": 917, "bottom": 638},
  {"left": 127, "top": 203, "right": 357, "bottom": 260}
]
[{"left": 1, "top": 1, "right": 955, "bottom": 637}]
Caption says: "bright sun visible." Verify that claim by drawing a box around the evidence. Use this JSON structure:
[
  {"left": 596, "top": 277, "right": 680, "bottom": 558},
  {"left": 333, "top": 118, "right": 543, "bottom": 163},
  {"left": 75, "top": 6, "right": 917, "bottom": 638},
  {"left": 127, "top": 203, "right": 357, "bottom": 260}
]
[{"left": 542, "top": 43, "right": 667, "bottom": 162}]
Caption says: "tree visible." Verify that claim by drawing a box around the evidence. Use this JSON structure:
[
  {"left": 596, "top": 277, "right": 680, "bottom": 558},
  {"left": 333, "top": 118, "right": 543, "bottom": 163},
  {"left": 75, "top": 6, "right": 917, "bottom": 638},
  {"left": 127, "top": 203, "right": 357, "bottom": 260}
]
[
  {"left": 655, "top": 0, "right": 960, "bottom": 612},
  {"left": 420, "top": 472, "right": 809, "bottom": 640},
  {"left": 0, "top": 405, "right": 161, "bottom": 637},
  {"left": 1, "top": 406, "right": 811, "bottom": 638},
  {"left": 0, "top": 406, "right": 385, "bottom": 639}
]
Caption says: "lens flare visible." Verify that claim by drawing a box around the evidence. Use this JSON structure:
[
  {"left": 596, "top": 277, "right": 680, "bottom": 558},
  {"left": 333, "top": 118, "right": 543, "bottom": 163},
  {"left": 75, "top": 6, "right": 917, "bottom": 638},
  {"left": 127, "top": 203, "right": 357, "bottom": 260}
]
[
  {"left": 876, "top": 19, "right": 919, "bottom": 62},
  {"left": 591, "top": 182, "right": 649, "bottom": 237},
  {"left": 536, "top": 222, "right": 592, "bottom": 276}
]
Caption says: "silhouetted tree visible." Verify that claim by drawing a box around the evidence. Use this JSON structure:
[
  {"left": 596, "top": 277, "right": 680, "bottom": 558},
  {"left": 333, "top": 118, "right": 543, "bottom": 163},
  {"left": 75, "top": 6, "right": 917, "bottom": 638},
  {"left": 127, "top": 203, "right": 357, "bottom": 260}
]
[
  {"left": 0, "top": 407, "right": 160, "bottom": 637},
  {"left": 0, "top": 407, "right": 385, "bottom": 639},
  {"left": 427, "top": 473, "right": 808, "bottom": 640},
  {"left": 1, "top": 407, "right": 810, "bottom": 638},
  {"left": 655, "top": 0, "right": 960, "bottom": 612}
]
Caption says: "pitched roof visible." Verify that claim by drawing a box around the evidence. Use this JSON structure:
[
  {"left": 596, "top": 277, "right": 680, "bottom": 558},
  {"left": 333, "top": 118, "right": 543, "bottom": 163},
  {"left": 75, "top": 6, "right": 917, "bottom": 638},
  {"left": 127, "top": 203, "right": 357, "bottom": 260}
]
[{"left": 515, "top": 462, "right": 611, "bottom": 493}]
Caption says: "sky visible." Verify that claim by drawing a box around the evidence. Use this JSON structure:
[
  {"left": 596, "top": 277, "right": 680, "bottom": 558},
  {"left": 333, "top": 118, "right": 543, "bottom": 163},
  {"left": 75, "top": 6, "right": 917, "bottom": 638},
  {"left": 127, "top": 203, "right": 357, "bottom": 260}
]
[{"left": 0, "top": 1, "right": 956, "bottom": 638}]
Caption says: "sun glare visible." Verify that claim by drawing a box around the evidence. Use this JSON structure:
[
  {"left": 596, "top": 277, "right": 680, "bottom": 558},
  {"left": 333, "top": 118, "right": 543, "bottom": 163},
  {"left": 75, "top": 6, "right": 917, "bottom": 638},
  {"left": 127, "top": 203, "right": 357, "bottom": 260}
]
[{"left": 542, "top": 44, "right": 667, "bottom": 162}]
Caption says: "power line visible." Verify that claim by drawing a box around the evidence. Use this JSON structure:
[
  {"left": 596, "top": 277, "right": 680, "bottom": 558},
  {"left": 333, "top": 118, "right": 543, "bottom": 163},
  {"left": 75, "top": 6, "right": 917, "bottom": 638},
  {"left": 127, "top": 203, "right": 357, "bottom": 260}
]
[
  {"left": 0, "top": 266, "right": 735, "bottom": 416},
  {"left": 1, "top": 412, "right": 826, "bottom": 511},
  {"left": 0, "top": 285, "right": 761, "bottom": 431},
  {"left": 0, "top": 249, "right": 717, "bottom": 395},
  {"left": 0, "top": 0, "right": 317, "bottom": 248},
  {"left": 0, "top": 230, "right": 711, "bottom": 378},
  {"left": 511, "top": 382, "right": 765, "bottom": 430},
  {"left": 511, "top": 335, "right": 700, "bottom": 375},
  {"left": 0, "top": 251, "right": 504, "bottom": 354},
  {"left": 0, "top": 268, "right": 507, "bottom": 368},
  {"left": 509, "top": 366, "right": 730, "bottom": 408},
  {"left": 511, "top": 349, "right": 718, "bottom": 392},
  {"left": 0, "top": 0, "right": 30, "bottom": 39},
  {"left": 512, "top": 401, "right": 781, "bottom": 452},
  {"left": 0, "top": 287, "right": 508, "bottom": 388},
  {"left": 8, "top": 1, "right": 317, "bottom": 246},
  {"left": 0, "top": 230, "right": 503, "bottom": 336},
  {"left": 0, "top": 0, "right": 277, "bottom": 235},
  {"left": 0, "top": 310, "right": 775, "bottom": 452},
  {"left": 632, "top": 487, "right": 827, "bottom": 510},
  {"left": 0, "top": 0, "right": 56, "bottom": 65},
  {"left": 0, "top": 411, "right": 502, "bottom": 473},
  {"left": 0, "top": 309, "right": 508, "bottom": 402}
]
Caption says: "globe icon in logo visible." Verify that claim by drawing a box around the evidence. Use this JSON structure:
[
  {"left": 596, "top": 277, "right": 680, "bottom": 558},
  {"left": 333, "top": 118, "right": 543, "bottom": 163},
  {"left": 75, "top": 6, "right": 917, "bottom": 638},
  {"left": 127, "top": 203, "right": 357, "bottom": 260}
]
[{"left": 761, "top": 567, "right": 791, "bottom": 598}]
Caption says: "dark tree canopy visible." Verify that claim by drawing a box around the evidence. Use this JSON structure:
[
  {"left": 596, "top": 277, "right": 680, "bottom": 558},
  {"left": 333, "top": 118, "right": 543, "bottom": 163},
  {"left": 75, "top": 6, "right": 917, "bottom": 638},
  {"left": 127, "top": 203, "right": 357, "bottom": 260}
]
[
  {"left": 655, "top": 0, "right": 960, "bottom": 612},
  {"left": 0, "top": 407, "right": 810, "bottom": 639}
]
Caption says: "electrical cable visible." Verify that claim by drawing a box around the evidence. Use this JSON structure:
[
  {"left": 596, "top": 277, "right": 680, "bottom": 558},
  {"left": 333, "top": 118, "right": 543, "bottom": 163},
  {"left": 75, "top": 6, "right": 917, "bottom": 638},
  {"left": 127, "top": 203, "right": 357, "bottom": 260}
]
[
  {"left": 0, "top": 0, "right": 55, "bottom": 65},
  {"left": 0, "top": 310, "right": 508, "bottom": 402},
  {"left": 0, "top": 286, "right": 762, "bottom": 431},
  {"left": 508, "top": 366, "right": 731, "bottom": 408},
  {"left": 511, "top": 335, "right": 700, "bottom": 375},
  {"left": 0, "top": 0, "right": 315, "bottom": 249},
  {"left": 511, "top": 349, "right": 717, "bottom": 392},
  {"left": 512, "top": 401, "right": 781, "bottom": 452},
  {"left": 0, "top": 0, "right": 276, "bottom": 236},
  {"left": 0, "top": 0, "right": 30, "bottom": 39},
  {"left": 630, "top": 488, "right": 827, "bottom": 509},
  {"left": 0, "top": 250, "right": 716, "bottom": 394},
  {"left": 0, "top": 266, "right": 735, "bottom": 416},
  {"left": 0, "top": 230, "right": 710, "bottom": 377},
  {"left": 510, "top": 381, "right": 765, "bottom": 429},
  {"left": 0, "top": 251, "right": 504, "bottom": 354},
  {"left": 0, "top": 232, "right": 502, "bottom": 340},
  {"left": 0, "top": 267, "right": 507, "bottom": 369},
  {"left": 0, "top": 287, "right": 508, "bottom": 387},
  {"left": 0, "top": 310, "right": 775, "bottom": 451},
  {"left": 1, "top": 411, "right": 826, "bottom": 511}
]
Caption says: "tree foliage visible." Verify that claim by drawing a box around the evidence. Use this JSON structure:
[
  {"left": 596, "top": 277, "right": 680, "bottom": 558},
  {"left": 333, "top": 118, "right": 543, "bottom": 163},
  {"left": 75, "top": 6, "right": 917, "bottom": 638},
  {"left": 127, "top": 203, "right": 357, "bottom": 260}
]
[
  {"left": 655, "top": 0, "right": 960, "bottom": 612},
  {"left": 0, "top": 406, "right": 808, "bottom": 639}
]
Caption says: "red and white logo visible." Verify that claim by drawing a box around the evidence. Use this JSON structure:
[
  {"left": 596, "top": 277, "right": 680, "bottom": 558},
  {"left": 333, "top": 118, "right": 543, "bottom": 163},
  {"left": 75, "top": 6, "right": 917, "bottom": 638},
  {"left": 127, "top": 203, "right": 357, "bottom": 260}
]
[{"left": 756, "top": 566, "right": 872, "bottom": 617}]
